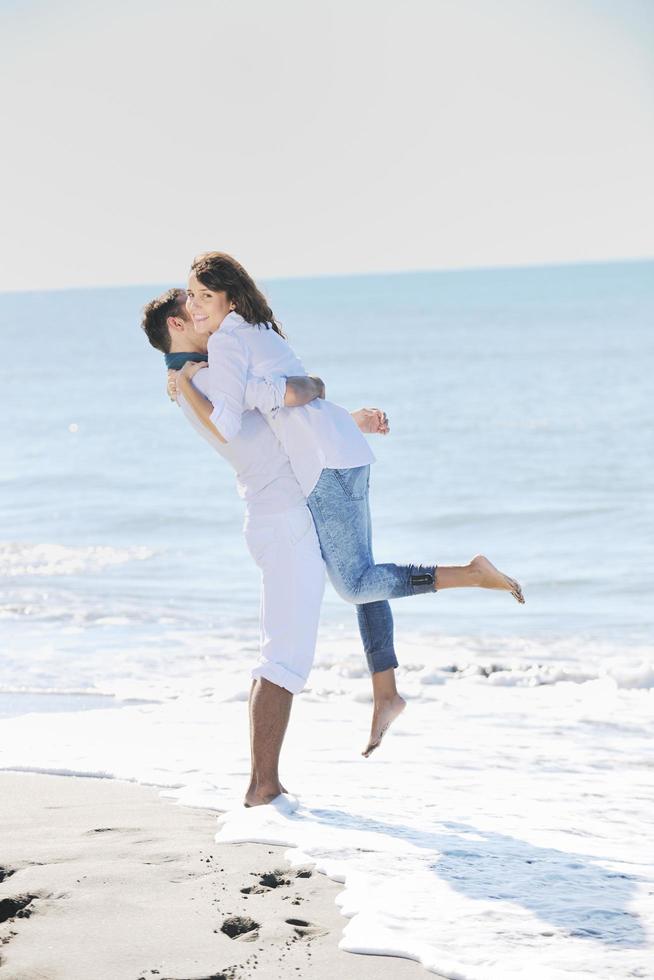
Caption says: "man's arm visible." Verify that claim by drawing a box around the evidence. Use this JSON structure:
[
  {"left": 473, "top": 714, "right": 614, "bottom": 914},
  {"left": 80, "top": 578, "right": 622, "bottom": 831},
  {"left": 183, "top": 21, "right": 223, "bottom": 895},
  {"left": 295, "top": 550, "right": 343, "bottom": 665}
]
[
  {"left": 245, "top": 374, "right": 325, "bottom": 412},
  {"left": 174, "top": 359, "right": 386, "bottom": 439},
  {"left": 285, "top": 375, "right": 325, "bottom": 405}
]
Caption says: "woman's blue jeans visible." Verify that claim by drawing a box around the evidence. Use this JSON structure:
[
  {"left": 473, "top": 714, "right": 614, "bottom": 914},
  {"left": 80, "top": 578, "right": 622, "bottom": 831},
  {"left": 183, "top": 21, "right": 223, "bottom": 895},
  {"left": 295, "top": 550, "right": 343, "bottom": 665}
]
[{"left": 307, "top": 465, "right": 437, "bottom": 674}]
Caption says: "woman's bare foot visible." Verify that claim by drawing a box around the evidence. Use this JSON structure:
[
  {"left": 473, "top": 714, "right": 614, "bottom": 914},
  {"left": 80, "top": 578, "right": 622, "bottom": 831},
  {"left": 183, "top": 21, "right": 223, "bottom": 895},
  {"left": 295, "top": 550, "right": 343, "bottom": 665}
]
[
  {"left": 362, "top": 694, "right": 406, "bottom": 758},
  {"left": 469, "top": 554, "right": 525, "bottom": 604}
]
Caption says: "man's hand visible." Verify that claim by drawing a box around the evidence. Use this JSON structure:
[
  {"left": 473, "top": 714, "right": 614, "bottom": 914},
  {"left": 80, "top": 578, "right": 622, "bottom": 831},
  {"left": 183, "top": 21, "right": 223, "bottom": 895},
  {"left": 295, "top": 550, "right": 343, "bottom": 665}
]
[
  {"left": 308, "top": 375, "right": 325, "bottom": 399},
  {"left": 284, "top": 375, "right": 326, "bottom": 407},
  {"left": 351, "top": 407, "right": 390, "bottom": 435}
]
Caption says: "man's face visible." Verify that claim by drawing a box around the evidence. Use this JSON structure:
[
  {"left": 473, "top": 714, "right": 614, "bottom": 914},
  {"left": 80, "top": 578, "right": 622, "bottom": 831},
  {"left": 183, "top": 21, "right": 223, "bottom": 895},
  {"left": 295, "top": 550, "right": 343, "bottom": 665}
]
[{"left": 168, "top": 293, "right": 208, "bottom": 352}]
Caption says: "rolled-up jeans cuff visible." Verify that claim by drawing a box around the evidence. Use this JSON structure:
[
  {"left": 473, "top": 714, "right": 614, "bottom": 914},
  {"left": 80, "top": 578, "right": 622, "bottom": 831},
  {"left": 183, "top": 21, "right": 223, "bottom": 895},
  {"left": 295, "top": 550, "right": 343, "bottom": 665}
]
[
  {"left": 409, "top": 564, "right": 437, "bottom": 594},
  {"left": 371, "top": 648, "right": 399, "bottom": 673}
]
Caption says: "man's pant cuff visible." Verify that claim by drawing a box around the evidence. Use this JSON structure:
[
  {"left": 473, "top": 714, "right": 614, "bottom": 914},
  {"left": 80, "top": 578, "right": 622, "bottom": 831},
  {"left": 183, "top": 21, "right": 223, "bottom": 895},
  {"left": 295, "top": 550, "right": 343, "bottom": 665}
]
[{"left": 251, "top": 661, "right": 307, "bottom": 695}]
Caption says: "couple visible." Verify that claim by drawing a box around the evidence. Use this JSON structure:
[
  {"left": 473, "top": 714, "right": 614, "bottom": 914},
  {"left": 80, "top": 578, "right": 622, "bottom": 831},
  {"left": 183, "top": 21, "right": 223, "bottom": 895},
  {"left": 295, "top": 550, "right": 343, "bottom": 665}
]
[{"left": 141, "top": 251, "right": 524, "bottom": 810}]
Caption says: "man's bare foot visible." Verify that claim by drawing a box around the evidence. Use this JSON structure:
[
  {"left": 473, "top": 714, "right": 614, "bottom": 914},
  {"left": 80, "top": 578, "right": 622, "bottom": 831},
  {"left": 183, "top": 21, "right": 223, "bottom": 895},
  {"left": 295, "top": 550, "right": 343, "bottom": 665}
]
[
  {"left": 470, "top": 554, "right": 525, "bottom": 604},
  {"left": 244, "top": 781, "right": 284, "bottom": 808},
  {"left": 362, "top": 694, "right": 406, "bottom": 758},
  {"left": 244, "top": 780, "right": 288, "bottom": 806}
]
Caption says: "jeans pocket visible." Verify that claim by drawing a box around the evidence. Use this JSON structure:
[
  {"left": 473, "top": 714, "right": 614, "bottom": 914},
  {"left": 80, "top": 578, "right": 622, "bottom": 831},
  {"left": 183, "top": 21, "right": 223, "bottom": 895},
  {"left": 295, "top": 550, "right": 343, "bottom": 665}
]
[{"left": 333, "top": 465, "right": 369, "bottom": 501}]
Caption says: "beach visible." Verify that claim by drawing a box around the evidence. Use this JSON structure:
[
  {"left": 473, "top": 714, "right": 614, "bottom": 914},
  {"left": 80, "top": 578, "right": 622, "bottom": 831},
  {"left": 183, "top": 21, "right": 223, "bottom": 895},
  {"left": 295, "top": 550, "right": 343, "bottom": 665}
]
[
  {"left": 0, "top": 772, "right": 426, "bottom": 980},
  {"left": 1, "top": 262, "right": 653, "bottom": 978}
]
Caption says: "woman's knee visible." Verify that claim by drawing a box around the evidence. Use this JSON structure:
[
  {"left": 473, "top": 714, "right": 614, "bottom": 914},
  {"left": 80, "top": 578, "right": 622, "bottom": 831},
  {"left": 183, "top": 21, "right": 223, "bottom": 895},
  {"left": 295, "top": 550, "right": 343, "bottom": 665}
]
[{"left": 332, "top": 578, "right": 363, "bottom": 603}]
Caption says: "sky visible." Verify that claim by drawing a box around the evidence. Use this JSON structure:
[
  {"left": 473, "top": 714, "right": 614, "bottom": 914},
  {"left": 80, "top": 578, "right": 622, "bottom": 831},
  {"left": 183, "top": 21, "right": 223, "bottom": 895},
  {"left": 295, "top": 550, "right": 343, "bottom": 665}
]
[{"left": 1, "top": 0, "right": 653, "bottom": 291}]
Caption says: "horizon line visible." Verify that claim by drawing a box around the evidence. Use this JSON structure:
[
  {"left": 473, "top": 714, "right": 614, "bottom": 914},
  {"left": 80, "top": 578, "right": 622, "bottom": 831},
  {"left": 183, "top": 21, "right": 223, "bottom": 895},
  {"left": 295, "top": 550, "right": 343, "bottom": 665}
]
[{"left": 0, "top": 254, "right": 652, "bottom": 298}]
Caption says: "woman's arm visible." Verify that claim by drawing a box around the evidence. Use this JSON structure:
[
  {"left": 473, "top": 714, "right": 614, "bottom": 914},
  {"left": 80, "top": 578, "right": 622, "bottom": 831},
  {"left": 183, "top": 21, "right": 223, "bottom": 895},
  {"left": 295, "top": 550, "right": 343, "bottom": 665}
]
[
  {"left": 176, "top": 363, "right": 227, "bottom": 443},
  {"left": 205, "top": 332, "right": 250, "bottom": 442}
]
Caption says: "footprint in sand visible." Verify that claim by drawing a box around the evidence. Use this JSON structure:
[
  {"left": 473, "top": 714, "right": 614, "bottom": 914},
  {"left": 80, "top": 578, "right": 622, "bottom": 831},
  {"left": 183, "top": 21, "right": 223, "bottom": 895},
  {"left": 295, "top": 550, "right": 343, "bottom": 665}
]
[
  {"left": 0, "top": 868, "right": 16, "bottom": 884},
  {"left": 148, "top": 971, "right": 240, "bottom": 980},
  {"left": 285, "top": 917, "right": 328, "bottom": 939},
  {"left": 220, "top": 914, "right": 260, "bottom": 942},
  {"left": 0, "top": 895, "right": 39, "bottom": 924},
  {"left": 84, "top": 826, "right": 140, "bottom": 835},
  {"left": 240, "top": 869, "right": 291, "bottom": 894}
]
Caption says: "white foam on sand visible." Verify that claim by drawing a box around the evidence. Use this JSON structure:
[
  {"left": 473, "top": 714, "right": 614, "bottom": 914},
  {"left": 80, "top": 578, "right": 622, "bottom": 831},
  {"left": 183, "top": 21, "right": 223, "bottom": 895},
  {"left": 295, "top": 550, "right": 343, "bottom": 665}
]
[{"left": 1, "top": 654, "right": 652, "bottom": 980}]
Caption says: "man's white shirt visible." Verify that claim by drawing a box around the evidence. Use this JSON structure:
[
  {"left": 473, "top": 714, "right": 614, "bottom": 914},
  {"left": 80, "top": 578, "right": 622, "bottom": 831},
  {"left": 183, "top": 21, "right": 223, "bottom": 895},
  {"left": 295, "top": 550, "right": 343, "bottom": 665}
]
[{"left": 177, "top": 368, "right": 305, "bottom": 516}]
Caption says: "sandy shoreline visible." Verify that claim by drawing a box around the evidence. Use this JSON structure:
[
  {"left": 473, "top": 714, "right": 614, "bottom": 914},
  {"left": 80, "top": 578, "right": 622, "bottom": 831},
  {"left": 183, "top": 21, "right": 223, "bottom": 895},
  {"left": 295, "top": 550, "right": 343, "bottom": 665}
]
[{"left": 0, "top": 771, "right": 426, "bottom": 980}]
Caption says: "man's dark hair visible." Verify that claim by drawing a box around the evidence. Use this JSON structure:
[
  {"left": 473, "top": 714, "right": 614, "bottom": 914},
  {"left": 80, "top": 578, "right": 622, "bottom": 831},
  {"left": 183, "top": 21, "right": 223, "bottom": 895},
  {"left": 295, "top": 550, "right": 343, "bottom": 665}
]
[{"left": 140, "top": 288, "right": 187, "bottom": 353}]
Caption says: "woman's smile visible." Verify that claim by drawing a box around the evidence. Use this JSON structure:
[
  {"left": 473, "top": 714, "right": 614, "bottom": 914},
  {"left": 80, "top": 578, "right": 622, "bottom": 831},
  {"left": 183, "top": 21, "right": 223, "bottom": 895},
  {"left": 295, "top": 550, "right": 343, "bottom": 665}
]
[{"left": 186, "top": 272, "right": 233, "bottom": 335}]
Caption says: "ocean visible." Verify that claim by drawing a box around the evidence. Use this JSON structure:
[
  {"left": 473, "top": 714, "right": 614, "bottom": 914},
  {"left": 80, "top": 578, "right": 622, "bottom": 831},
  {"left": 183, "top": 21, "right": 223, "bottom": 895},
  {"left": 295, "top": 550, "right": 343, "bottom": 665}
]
[{"left": 1, "top": 260, "right": 653, "bottom": 978}]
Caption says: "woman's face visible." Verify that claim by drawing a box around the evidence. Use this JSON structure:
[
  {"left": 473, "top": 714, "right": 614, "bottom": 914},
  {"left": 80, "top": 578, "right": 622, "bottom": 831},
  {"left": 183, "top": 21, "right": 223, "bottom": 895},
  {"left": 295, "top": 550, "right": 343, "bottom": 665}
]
[{"left": 186, "top": 273, "right": 233, "bottom": 335}]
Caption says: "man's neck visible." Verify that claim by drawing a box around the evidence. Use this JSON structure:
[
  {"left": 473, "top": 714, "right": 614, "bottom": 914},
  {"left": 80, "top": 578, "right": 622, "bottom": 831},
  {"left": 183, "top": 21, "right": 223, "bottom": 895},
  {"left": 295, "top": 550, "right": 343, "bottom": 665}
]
[
  {"left": 169, "top": 338, "right": 206, "bottom": 356},
  {"left": 164, "top": 347, "right": 208, "bottom": 370}
]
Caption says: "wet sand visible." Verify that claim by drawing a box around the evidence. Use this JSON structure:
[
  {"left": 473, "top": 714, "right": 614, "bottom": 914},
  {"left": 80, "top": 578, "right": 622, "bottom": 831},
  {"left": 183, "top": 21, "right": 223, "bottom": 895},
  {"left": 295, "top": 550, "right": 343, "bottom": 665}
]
[{"left": 0, "top": 772, "right": 427, "bottom": 980}]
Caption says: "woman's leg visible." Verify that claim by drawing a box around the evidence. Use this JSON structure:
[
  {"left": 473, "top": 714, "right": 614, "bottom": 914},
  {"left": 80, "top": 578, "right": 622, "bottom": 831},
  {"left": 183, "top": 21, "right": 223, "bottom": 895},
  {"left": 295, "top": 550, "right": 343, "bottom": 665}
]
[
  {"left": 307, "top": 466, "right": 524, "bottom": 609},
  {"left": 307, "top": 466, "right": 438, "bottom": 611},
  {"left": 307, "top": 465, "right": 524, "bottom": 755}
]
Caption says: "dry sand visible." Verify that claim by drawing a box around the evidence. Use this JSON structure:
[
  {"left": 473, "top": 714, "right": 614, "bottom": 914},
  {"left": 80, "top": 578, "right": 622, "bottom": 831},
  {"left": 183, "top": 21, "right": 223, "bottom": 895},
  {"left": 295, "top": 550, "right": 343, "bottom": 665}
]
[{"left": 0, "top": 772, "right": 427, "bottom": 980}]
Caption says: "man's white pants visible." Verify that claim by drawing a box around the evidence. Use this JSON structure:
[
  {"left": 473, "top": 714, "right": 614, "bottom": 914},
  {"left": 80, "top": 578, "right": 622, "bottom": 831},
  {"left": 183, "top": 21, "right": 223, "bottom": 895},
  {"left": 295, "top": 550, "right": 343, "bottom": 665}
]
[{"left": 244, "top": 503, "right": 325, "bottom": 694}]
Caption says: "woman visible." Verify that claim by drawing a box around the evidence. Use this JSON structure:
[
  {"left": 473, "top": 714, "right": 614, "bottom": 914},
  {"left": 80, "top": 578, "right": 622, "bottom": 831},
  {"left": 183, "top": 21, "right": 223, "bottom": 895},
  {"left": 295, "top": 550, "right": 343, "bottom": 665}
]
[{"left": 176, "top": 252, "right": 525, "bottom": 759}]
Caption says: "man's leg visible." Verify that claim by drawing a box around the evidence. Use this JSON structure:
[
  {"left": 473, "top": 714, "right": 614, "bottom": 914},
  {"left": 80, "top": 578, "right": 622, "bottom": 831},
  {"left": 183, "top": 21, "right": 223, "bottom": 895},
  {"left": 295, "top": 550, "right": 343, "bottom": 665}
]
[
  {"left": 244, "top": 504, "right": 325, "bottom": 805},
  {"left": 245, "top": 677, "right": 293, "bottom": 807},
  {"left": 246, "top": 679, "right": 257, "bottom": 800}
]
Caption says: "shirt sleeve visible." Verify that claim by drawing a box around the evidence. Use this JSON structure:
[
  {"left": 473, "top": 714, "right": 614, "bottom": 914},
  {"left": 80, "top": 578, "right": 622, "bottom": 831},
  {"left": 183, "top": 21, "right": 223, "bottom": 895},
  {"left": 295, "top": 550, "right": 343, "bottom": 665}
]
[
  {"left": 244, "top": 374, "right": 287, "bottom": 415},
  {"left": 206, "top": 331, "right": 250, "bottom": 442}
]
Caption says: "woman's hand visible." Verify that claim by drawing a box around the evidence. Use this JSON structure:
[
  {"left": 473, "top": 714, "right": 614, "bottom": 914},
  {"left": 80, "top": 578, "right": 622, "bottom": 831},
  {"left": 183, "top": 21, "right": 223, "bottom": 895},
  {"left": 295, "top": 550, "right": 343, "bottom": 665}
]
[
  {"left": 166, "top": 361, "right": 209, "bottom": 402},
  {"left": 167, "top": 370, "right": 178, "bottom": 402},
  {"left": 180, "top": 361, "right": 207, "bottom": 381},
  {"left": 352, "top": 408, "right": 390, "bottom": 435},
  {"left": 167, "top": 362, "right": 207, "bottom": 402}
]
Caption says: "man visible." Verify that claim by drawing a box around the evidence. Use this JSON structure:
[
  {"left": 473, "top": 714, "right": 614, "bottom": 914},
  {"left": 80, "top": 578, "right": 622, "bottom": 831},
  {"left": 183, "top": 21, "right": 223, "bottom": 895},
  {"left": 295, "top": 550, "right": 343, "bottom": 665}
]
[{"left": 141, "top": 288, "right": 387, "bottom": 808}]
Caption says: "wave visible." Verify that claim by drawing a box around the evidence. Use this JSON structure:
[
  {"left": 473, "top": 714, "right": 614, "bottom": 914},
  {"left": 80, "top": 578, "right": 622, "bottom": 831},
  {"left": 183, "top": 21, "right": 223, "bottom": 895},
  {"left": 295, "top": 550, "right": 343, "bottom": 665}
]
[
  {"left": 416, "top": 660, "right": 654, "bottom": 690},
  {"left": 0, "top": 541, "right": 156, "bottom": 577}
]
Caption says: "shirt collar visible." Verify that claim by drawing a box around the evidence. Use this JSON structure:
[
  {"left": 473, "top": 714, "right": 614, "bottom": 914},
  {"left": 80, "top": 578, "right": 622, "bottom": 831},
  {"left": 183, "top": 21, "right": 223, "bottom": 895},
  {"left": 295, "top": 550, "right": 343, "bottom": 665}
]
[{"left": 218, "top": 311, "right": 247, "bottom": 335}]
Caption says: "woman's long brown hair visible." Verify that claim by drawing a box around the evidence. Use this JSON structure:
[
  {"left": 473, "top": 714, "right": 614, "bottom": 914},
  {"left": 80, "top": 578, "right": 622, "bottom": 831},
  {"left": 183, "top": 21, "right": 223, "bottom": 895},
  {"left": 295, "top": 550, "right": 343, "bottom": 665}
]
[{"left": 191, "top": 252, "right": 286, "bottom": 338}]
